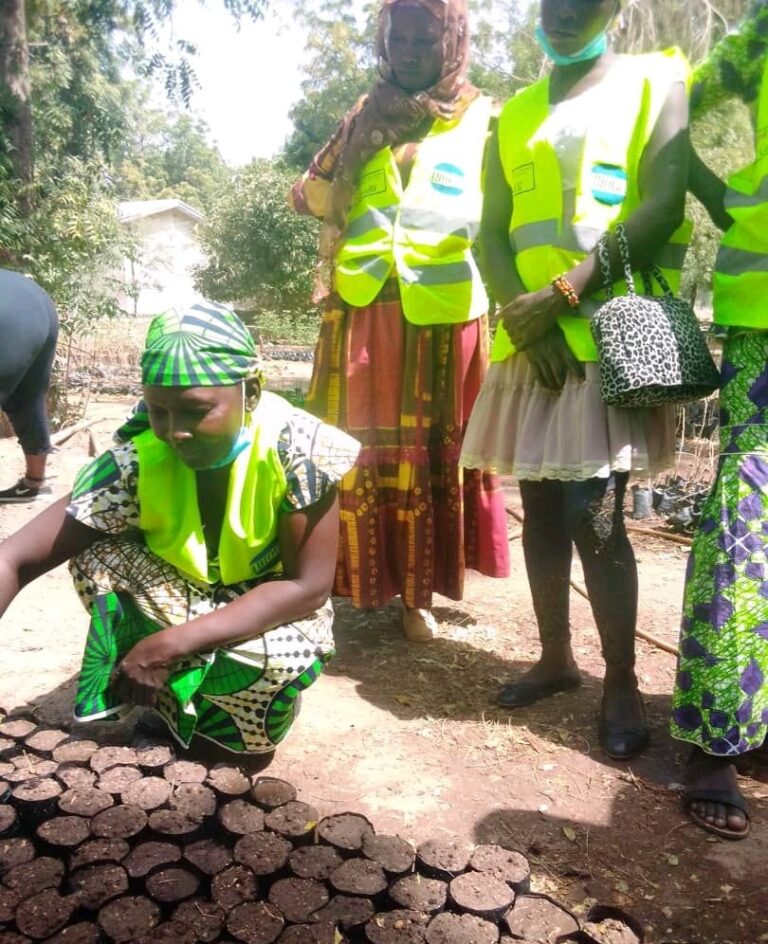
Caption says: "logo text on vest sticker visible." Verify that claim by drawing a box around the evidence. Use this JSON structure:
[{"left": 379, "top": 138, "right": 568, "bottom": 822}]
[
  {"left": 358, "top": 168, "right": 387, "bottom": 200},
  {"left": 590, "top": 163, "right": 627, "bottom": 206},
  {"left": 430, "top": 163, "right": 465, "bottom": 196},
  {"left": 511, "top": 162, "right": 535, "bottom": 196}
]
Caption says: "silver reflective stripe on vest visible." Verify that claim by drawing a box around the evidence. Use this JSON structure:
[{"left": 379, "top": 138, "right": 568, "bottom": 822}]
[
  {"left": 344, "top": 205, "right": 398, "bottom": 240},
  {"left": 716, "top": 245, "right": 768, "bottom": 276},
  {"left": 724, "top": 175, "right": 768, "bottom": 210},
  {"left": 399, "top": 260, "right": 473, "bottom": 286},
  {"left": 339, "top": 255, "right": 393, "bottom": 282},
  {"left": 398, "top": 207, "right": 479, "bottom": 241},
  {"left": 510, "top": 221, "right": 686, "bottom": 269},
  {"left": 509, "top": 218, "right": 602, "bottom": 255}
]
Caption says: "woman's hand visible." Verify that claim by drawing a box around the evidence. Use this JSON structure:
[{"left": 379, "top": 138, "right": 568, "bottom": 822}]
[
  {"left": 112, "top": 630, "right": 180, "bottom": 707},
  {"left": 523, "top": 327, "right": 585, "bottom": 391},
  {"left": 500, "top": 285, "right": 570, "bottom": 351}
]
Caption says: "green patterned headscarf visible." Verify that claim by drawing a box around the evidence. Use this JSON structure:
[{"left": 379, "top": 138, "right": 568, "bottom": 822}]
[{"left": 141, "top": 302, "right": 264, "bottom": 388}]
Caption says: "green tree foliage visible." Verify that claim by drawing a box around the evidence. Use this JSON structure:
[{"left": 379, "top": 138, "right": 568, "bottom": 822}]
[
  {"left": 115, "top": 104, "right": 231, "bottom": 212},
  {"left": 194, "top": 160, "right": 320, "bottom": 316}
]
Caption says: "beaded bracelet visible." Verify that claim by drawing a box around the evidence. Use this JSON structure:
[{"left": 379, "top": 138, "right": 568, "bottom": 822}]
[{"left": 552, "top": 274, "right": 580, "bottom": 309}]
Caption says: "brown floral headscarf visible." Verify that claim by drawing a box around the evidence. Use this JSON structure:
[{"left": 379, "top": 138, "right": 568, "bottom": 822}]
[{"left": 314, "top": 0, "right": 479, "bottom": 299}]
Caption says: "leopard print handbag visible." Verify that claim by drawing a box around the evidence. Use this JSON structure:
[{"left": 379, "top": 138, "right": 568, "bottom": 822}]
[{"left": 590, "top": 224, "right": 720, "bottom": 408}]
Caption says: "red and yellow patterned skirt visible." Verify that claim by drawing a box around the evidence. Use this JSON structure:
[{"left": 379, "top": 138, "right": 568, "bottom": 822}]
[{"left": 306, "top": 282, "right": 510, "bottom": 609}]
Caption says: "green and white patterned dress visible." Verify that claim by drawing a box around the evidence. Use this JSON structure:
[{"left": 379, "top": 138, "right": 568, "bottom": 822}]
[{"left": 67, "top": 402, "right": 359, "bottom": 754}]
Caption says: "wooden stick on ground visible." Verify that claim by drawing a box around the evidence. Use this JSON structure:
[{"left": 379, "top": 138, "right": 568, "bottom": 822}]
[
  {"left": 506, "top": 505, "right": 694, "bottom": 547},
  {"left": 51, "top": 418, "right": 96, "bottom": 447},
  {"left": 505, "top": 506, "right": 679, "bottom": 656}
]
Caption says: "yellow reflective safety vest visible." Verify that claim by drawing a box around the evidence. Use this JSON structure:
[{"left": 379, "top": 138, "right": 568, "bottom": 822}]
[
  {"left": 712, "top": 56, "right": 768, "bottom": 329},
  {"left": 334, "top": 95, "right": 493, "bottom": 325},
  {"left": 491, "top": 49, "right": 692, "bottom": 363},
  {"left": 135, "top": 391, "right": 291, "bottom": 587}
]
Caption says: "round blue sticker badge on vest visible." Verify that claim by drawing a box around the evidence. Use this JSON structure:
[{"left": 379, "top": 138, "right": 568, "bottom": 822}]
[
  {"left": 431, "top": 162, "right": 465, "bottom": 196},
  {"left": 591, "top": 163, "right": 627, "bottom": 205}
]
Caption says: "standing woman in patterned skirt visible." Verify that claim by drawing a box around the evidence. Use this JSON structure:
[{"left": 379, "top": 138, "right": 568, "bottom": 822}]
[
  {"left": 671, "top": 1, "right": 768, "bottom": 840},
  {"left": 0, "top": 302, "right": 360, "bottom": 755},
  {"left": 290, "top": 0, "right": 509, "bottom": 643}
]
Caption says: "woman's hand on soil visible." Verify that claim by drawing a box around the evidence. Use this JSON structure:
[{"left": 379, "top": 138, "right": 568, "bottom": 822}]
[
  {"left": 112, "top": 631, "right": 178, "bottom": 706},
  {"left": 500, "top": 285, "right": 569, "bottom": 350},
  {"left": 523, "top": 328, "right": 585, "bottom": 391}
]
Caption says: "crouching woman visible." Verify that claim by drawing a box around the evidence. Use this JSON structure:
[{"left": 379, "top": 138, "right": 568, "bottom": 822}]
[{"left": 0, "top": 303, "right": 360, "bottom": 754}]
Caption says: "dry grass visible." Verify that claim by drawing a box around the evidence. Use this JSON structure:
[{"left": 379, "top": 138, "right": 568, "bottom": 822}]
[{"left": 66, "top": 316, "right": 149, "bottom": 373}]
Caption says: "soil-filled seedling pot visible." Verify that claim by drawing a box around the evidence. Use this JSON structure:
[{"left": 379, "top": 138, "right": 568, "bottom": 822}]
[{"left": 504, "top": 894, "right": 579, "bottom": 943}]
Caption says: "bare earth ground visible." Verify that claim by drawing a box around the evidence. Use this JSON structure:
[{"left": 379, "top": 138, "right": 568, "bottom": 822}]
[{"left": 0, "top": 387, "right": 766, "bottom": 944}]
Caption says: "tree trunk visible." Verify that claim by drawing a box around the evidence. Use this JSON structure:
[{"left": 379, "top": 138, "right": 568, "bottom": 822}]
[{"left": 0, "top": 0, "right": 33, "bottom": 189}]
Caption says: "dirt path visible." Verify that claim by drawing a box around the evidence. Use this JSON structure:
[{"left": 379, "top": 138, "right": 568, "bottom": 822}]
[{"left": 0, "top": 393, "right": 765, "bottom": 944}]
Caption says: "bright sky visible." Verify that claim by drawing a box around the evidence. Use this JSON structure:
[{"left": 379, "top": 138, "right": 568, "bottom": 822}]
[{"left": 168, "top": 1, "right": 366, "bottom": 167}]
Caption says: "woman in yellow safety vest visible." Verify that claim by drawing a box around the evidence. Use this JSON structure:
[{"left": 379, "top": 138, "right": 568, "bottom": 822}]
[
  {"left": 671, "top": 1, "right": 768, "bottom": 841},
  {"left": 0, "top": 303, "right": 359, "bottom": 756},
  {"left": 290, "top": 0, "right": 509, "bottom": 642},
  {"left": 461, "top": 0, "right": 691, "bottom": 759}
]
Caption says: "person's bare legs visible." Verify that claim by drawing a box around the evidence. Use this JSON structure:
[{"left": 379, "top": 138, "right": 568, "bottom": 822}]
[{"left": 23, "top": 452, "right": 48, "bottom": 488}]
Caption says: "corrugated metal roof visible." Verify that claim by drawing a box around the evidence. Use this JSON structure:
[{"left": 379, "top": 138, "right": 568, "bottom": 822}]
[{"left": 118, "top": 199, "right": 204, "bottom": 223}]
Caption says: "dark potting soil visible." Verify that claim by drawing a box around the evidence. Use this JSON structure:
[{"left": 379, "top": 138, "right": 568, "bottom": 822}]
[
  {"left": 0, "top": 837, "right": 35, "bottom": 873},
  {"left": 364, "top": 909, "right": 430, "bottom": 944},
  {"left": 504, "top": 895, "right": 579, "bottom": 942},
  {"left": 330, "top": 859, "right": 387, "bottom": 897},
  {"left": 416, "top": 840, "right": 471, "bottom": 880},
  {"left": 250, "top": 778, "right": 296, "bottom": 810},
  {"left": 0, "top": 721, "right": 36, "bottom": 742},
  {"left": 211, "top": 864, "right": 260, "bottom": 912},
  {"left": 130, "top": 920, "right": 197, "bottom": 944},
  {"left": 91, "top": 804, "right": 148, "bottom": 840},
  {"left": 448, "top": 873, "right": 513, "bottom": 920},
  {"left": 234, "top": 832, "right": 292, "bottom": 876},
  {"left": 469, "top": 846, "right": 530, "bottom": 893},
  {"left": 4, "top": 856, "right": 65, "bottom": 897},
  {"left": 172, "top": 897, "right": 226, "bottom": 942},
  {"left": 68, "top": 863, "right": 129, "bottom": 909},
  {"left": 362, "top": 834, "right": 416, "bottom": 877},
  {"left": 134, "top": 743, "right": 174, "bottom": 773},
  {"left": 183, "top": 838, "right": 233, "bottom": 876},
  {"left": 69, "top": 839, "right": 130, "bottom": 870},
  {"left": 168, "top": 784, "right": 216, "bottom": 821},
  {"left": 121, "top": 776, "right": 172, "bottom": 811},
  {"left": 145, "top": 867, "right": 201, "bottom": 904},
  {"left": 89, "top": 748, "right": 138, "bottom": 775},
  {"left": 226, "top": 901, "right": 285, "bottom": 944},
  {"left": 123, "top": 840, "right": 182, "bottom": 878},
  {"left": 97, "top": 895, "right": 160, "bottom": 943},
  {"left": 163, "top": 761, "right": 207, "bottom": 785},
  {"left": 0, "top": 887, "right": 20, "bottom": 923},
  {"left": 52, "top": 741, "right": 99, "bottom": 765},
  {"left": 36, "top": 815, "right": 91, "bottom": 849},
  {"left": 43, "top": 921, "right": 100, "bottom": 944},
  {"left": 15, "top": 888, "right": 74, "bottom": 940},
  {"left": 55, "top": 766, "right": 97, "bottom": 791},
  {"left": 147, "top": 809, "right": 202, "bottom": 840},
  {"left": 288, "top": 845, "right": 343, "bottom": 881},
  {"left": 309, "top": 895, "right": 375, "bottom": 930},
  {"left": 23, "top": 730, "right": 69, "bottom": 757},
  {"left": 0, "top": 805, "right": 17, "bottom": 836},
  {"left": 389, "top": 875, "right": 447, "bottom": 915},
  {"left": 218, "top": 799, "right": 265, "bottom": 837},
  {"left": 267, "top": 877, "right": 329, "bottom": 923},
  {"left": 277, "top": 921, "right": 339, "bottom": 943},
  {"left": 317, "top": 813, "right": 374, "bottom": 853},
  {"left": 263, "top": 801, "right": 318, "bottom": 842},
  {"left": 206, "top": 765, "right": 250, "bottom": 798},
  {"left": 58, "top": 787, "right": 113, "bottom": 818},
  {"left": 424, "top": 912, "right": 499, "bottom": 944},
  {"left": 97, "top": 766, "right": 143, "bottom": 795}
]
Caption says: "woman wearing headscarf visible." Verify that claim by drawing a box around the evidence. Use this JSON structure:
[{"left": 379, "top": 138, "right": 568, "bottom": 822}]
[
  {"left": 461, "top": 0, "right": 691, "bottom": 758},
  {"left": 671, "top": 0, "right": 768, "bottom": 840},
  {"left": 0, "top": 301, "right": 360, "bottom": 755},
  {"left": 290, "top": 0, "right": 509, "bottom": 642}
]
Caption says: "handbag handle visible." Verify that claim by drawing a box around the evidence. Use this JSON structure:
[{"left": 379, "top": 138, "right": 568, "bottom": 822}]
[{"left": 597, "top": 222, "right": 674, "bottom": 299}]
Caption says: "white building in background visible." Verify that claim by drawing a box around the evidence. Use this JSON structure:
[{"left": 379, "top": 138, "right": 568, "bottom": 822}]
[{"left": 117, "top": 199, "right": 206, "bottom": 317}]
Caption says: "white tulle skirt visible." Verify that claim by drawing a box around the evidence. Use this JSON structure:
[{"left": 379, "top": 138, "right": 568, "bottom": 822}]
[{"left": 460, "top": 356, "right": 676, "bottom": 482}]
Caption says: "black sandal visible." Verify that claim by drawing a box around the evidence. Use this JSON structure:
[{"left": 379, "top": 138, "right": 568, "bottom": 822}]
[{"left": 683, "top": 787, "right": 751, "bottom": 841}]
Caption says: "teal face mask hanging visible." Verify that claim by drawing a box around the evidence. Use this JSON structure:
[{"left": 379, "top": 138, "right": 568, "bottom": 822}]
[
  {"left": 535, "top": 22, "right": 608, "bottom": 66},
  {"left": 201, "top": 384, "right": 254, "bottom": 470}
]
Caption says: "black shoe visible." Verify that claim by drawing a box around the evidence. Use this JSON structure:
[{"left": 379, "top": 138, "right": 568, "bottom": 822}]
[
  {"left": 497, "top": 673, "right": 581, "bottom": 709},
  {"left": 0, "top": 478, "right": 52, "bottom": 504},
  {"left": 598, "top": 716, "right": 650, "bottom": 760}
]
